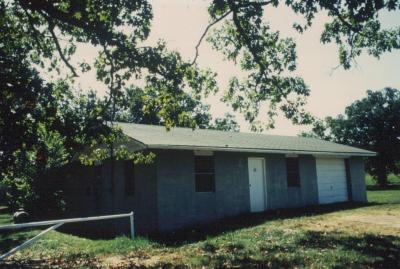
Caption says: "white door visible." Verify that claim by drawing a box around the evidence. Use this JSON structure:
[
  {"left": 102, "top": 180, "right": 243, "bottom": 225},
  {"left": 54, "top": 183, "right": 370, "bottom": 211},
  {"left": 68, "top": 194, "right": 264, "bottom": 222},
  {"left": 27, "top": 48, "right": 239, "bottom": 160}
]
[
  {"left": 316, "top": 158, "right": 348, "bottom": 204},
  {"left": 248, "top": 158, "right": 266, "bottom": 212}
]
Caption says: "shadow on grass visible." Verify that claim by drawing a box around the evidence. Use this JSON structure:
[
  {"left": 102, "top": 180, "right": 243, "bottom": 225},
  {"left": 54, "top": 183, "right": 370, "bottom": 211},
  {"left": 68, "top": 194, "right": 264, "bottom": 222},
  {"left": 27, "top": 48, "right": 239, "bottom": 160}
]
[
  {"left": 367, "top": 183, "right": 400, "bottom": 191},
  {"left": 150, "top": 202, "right": 377, "bottom": 246},
  {"left": 199, "top": 230, "right": 400, "bottom": 269},
  {"left": 0, "top": 231, "right": 36, "bottom": 254}
]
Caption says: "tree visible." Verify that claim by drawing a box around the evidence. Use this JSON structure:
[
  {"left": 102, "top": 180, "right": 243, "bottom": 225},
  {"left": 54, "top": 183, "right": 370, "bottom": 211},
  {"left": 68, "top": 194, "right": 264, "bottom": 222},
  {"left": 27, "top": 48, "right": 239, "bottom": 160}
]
[
  {"left": 208, "top": 113, "right": 240, "bottom": 132},
  {"left": 113, "top": 86, "right": 213, "bottom": 129},
  {"left": 302, "top": 88, "right": 400, "bottom": 187},
  {"left": 112, "top": 87, "right": 241, "bottom": 131},
  {"left": 2, "top": 0, "right": 398, "bottom": 132},
  {"left": 0, "top": 40, "right": 106, "bottom": 213},
  {"left": 202, "top": 0, "right": 400, "bottom": 130},
  {"left": 0, "top": 12, "right": 110, "bottom": 212}
]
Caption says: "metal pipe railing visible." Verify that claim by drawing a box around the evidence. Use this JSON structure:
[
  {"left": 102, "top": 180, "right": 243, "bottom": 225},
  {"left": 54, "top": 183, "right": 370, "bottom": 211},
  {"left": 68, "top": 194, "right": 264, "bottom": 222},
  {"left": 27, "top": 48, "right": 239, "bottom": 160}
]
[{"left": 0, "top": 211, "right": 135, "bottom": 261}]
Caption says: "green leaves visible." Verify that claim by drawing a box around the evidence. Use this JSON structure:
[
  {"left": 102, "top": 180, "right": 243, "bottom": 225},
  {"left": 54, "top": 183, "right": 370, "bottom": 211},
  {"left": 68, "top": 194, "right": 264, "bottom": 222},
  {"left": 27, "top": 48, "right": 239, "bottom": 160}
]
[
  {"left": 288, "top": 0, "right": 400, "bottom": 69},
  {"left": 205, "top": 0, "right": 399, "bottom": 129},
  {"left": 207, "top": 1, "right": 311, "bottom": 130}
]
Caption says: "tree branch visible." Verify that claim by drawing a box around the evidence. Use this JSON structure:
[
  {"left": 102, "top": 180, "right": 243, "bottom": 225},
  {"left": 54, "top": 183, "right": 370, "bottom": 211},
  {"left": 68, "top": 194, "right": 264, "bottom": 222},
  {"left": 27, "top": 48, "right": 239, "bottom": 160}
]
[
  {"left": 191, "top": 10, "right": 232, "bottom": 65},
  {"left": 191, "top": 1, "right": 275, "bottom": 65},
  {"left": 23, "top": 10, "right": 45, "bottom": 53},
  {"left": 47, "top": 20, "right": 78, "bottom": 77},
  {"left": 328, "top": 5, "right": 373, "bottom": 39},
  {"left": 229, "top": 2, "right": 266, "bottom": 75},
  {"left": 19, "top": 0, "right": 114, "bottom": 46}
]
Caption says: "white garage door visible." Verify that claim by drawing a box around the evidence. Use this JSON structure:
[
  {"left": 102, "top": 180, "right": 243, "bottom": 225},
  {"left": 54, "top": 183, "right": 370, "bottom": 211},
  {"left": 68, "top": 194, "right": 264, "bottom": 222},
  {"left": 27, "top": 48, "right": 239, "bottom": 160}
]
[{"left": 316, "top": 158, "right": 348, "bottom": 204}]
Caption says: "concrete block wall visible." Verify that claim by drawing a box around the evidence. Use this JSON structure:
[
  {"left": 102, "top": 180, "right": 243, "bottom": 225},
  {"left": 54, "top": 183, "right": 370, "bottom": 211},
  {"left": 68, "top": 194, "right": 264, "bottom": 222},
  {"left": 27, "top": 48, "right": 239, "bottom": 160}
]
[
  {"left": 155, "top": 150, "right": 320, "bottom": 231},
  {"left": 155, "top": 150, "right": 217, "bottom": 231},
  {"left": 265, "top": 154, "right": 289, "bottom": 209},
  {"left": 299, "top": 155, "right": 319, "bottom": 206},
  {"left": 349, "top": 157, "right": 368, "bottom": 203},
  {"left": 59, "top": 151, "right": 366, "bottom": 234},
  {"left": 214, "top": 152, "right": 250, "bottom": 218}
]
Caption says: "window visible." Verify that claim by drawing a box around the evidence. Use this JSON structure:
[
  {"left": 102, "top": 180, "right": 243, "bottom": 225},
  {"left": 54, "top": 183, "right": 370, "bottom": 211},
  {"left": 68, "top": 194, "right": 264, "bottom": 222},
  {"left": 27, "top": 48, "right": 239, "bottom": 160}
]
[
  {"left": 286, "top": 158, "right": 300, "bottom": 187},
  {"left": 124, "top": 161, "right": 135, "bottom": 196},
  {"left": 194, "top": 155, "right": 215, "bottom": 192}
]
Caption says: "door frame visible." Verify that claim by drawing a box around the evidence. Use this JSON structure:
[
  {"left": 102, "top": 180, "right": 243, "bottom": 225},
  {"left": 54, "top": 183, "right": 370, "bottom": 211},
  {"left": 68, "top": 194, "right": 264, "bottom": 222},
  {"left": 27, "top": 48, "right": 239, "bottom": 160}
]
[{"left": 248, "top": 157, "right": 267, "bottom": 212}]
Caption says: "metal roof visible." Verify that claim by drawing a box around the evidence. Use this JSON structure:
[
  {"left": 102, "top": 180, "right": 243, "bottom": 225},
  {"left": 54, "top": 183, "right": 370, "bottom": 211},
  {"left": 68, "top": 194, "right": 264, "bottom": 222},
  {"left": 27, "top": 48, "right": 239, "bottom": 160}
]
[{"left": 117, "top": 122, "right": 375, "bottom": 157}]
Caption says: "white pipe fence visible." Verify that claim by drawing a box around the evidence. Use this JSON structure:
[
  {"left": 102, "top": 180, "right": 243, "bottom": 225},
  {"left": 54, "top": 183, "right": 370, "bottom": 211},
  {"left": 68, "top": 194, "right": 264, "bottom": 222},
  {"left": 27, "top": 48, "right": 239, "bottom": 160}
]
[{"left": 0, "top": 211, "right": 134, "bottom": 261}]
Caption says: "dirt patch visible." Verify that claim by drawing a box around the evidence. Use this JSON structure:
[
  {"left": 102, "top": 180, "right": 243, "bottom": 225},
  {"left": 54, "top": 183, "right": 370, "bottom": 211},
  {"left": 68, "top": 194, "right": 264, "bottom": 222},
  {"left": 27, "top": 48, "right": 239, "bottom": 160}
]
[
  {"left": 290, "top": 206, "right": 400, "bottom": 236},
  {"left": 100, "top": 251, "right": 185, "bottom": 268},
  {"left": 343, "top": 215, "right": 400, "bottom": 229}
]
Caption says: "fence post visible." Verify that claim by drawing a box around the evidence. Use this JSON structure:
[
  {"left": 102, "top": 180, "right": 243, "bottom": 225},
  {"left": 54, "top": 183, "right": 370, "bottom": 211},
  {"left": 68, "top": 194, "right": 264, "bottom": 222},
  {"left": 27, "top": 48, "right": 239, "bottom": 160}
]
[{"left": 129, "top": 211, "right": 135, "bottom": 239}]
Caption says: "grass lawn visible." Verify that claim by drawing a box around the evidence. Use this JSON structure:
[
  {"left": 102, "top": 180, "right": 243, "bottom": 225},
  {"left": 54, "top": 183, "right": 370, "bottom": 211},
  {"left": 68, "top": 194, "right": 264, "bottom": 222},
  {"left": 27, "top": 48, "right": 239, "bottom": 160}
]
[{"left": 1, "top": 184, "right": 399, "bottom": 268}]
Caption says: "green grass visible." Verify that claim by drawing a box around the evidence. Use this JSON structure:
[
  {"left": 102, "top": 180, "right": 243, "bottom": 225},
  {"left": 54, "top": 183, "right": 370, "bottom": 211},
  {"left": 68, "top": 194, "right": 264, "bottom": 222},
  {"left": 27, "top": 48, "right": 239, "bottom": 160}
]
[
  {"left": 365, "top": 173, "right": 400, "bottom": 186},
  {"left": 368, "top": 188, "right": 400, "bottom": 204},
  {"left": 1, "top": 182, "right": 399, "bottom": 268},
  {"left": 366, "top": 173, "right": 400, "bottom": 203},
  {"left": 187, "top": 224, "right": 400, "bottom": 269},
  {"left": 0, "top": 224, "right": 154, "bottom": 259}
]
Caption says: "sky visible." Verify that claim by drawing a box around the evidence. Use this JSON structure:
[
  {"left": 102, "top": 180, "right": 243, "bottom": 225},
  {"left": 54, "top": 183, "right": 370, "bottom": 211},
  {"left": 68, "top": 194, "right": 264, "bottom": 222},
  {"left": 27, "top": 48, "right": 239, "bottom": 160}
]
[{"left": 72, "top": 0, "right": 400, "bottom": 136}]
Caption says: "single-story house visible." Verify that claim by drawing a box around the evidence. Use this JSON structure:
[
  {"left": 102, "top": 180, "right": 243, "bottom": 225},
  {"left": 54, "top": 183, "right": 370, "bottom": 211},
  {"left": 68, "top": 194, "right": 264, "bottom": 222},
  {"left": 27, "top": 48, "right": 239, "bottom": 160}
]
[{"left": 59, "top": 123, "right": 375, "bottom": 234}]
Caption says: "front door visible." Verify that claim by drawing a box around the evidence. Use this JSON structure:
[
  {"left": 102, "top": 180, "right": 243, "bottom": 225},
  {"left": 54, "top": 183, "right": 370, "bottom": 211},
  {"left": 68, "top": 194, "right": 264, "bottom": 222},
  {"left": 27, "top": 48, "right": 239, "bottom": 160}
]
[{"left": 248, "top": 158, "right": 267, "bottom": 212}]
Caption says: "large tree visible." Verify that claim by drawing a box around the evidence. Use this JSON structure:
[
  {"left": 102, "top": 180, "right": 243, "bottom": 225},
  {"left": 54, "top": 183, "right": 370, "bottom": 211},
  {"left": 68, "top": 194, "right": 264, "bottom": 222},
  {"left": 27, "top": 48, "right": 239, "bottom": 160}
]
[
  {"left": 0, "top": 48, "right": 106, "bottom": 212},
  {"left": 2, "top": 0, "right": 399, "bottom": 131},
  {"left": 301, "top": 88, "right": 400, "bottom": 187}
]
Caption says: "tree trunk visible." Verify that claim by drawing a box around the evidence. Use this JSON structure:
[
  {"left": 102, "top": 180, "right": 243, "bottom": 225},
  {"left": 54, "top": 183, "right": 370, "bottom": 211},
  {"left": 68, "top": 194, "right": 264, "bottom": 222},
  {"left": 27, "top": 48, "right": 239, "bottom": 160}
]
[{"left": 376, "top": 172, "right": 388, "bottom": 188}]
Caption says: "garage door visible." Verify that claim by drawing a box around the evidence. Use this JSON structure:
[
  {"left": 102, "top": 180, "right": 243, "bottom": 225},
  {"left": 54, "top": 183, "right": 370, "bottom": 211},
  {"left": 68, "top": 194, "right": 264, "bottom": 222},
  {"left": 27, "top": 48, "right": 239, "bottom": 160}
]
[{"left": 316, "top": 158, "right": 348, "bottom": 204}]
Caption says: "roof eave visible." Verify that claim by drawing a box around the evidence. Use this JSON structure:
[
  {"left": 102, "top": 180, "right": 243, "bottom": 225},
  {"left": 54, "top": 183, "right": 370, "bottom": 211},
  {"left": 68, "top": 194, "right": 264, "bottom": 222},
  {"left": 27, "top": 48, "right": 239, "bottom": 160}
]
[{"left": 146, "top": 144, "right": 376, "bottom": 157}]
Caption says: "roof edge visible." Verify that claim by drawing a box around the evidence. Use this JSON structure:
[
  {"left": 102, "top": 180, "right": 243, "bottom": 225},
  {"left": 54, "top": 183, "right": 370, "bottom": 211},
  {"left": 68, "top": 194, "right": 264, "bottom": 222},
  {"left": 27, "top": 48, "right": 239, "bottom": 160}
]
[{"left": 147, "top": 144, "right": 376, "bottom": 157}]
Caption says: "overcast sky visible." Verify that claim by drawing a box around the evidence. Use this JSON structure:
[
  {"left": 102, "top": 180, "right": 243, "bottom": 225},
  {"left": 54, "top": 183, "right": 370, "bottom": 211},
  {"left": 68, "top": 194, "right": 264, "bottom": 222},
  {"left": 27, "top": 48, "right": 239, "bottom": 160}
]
[{"left": 72, "top": 0, "right": 400, "bottom": 136}]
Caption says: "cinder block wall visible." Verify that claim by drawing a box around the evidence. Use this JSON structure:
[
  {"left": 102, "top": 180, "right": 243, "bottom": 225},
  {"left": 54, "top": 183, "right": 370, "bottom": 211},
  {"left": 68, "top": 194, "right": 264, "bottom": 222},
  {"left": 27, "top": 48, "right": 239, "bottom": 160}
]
[
  {"left": 155, "top": 150, "right": 320, "bottom": 231},
  {"left": 61, "top": 151, "right": 365, "bottom": 234},
  {"left": 299, "top": 155, "right": 319, "bottom": 206},
  {"left": 214, "top": 152, "right": 250, "bottom": 218},
  {"left": 349, "top": 157, "right": 368, "bottom": 203},
  {"left": 59, "top": 159, "right": 158, "bottom": 235},
  {"left": 155, "top": 150, "right": 217, "bottom": 231},
  {"left": 266, "top": 154, "right": 319, "bottom": 209}
]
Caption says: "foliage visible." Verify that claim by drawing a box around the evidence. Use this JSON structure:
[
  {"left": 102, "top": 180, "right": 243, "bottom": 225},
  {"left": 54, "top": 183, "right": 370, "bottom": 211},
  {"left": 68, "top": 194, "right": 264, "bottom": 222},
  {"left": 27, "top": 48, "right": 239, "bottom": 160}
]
[
  {"left": 301, "top": 88, "right": 400, "bottom": 187},
  {"left": 366, "top": 173, "right": 400, "bottom": 187},
  {"left": 112, "top": 87, "right": 241, "bottom": 132},
  {"left": 205, "top": 0, "right": 400, "bottom": 130},
  {"left": 208, "top": 113, "right": 240, "bottom": 132},
  {"left": 2, "top": 0, "right": 398, "bottom": 133},
  {"left": 113, "top": 86, "right": 213, "bottom": 129}
]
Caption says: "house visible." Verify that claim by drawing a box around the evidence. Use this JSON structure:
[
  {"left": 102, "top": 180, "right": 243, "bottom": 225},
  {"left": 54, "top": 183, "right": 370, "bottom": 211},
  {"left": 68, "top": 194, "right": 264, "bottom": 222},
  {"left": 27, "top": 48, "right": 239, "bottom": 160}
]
[{"left": 59, "top": 123, "right": 375, "bottom": 234}]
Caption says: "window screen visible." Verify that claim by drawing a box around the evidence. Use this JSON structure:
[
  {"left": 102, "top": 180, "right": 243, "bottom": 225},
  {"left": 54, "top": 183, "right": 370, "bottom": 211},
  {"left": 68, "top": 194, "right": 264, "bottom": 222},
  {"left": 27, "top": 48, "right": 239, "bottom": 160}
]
[
  {"left": 124, "top": 161, "right": 135, "bottom": 196},
  {"left": 194, "top": 155, "right": 215, "bottom": 192},
  {"left": 286, "top": 158, "right": 300, "bottom": 187}
]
